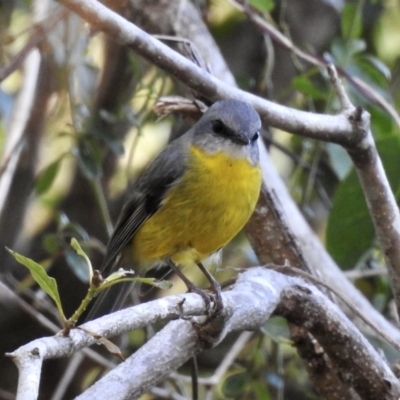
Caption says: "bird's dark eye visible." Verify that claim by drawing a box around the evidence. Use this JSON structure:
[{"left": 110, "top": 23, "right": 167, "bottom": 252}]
[
  {"left": 212, "top": 119, "right": 224, "bottom": 134},
  {"left": 251, "top": 131, "right": 259, "bottom": 142}
]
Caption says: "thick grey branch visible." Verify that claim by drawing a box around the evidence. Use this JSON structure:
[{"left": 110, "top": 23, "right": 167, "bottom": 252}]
[
  {"left": 279, "top": 285, "right": 399, "bottom": 400},
  {"left": 350, "top": 135, "right": 400, "bottom": 315},
  {"left": 289, "top": 325, "right": 354, "bottom": 400},
  {"left": 328, "top": 67, "right": 400, "bottom": 317},
  {"left": 8, "top": 268, "right": 400, "bottom": 400}
]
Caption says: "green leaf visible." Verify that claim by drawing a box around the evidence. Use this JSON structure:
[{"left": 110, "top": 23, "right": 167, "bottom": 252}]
[
  {"left": 326, "top": 170, "right": 373, "bottom": 268},
  {"left": 222, "top": 372, "right": 249, "bottom": 398},
  {"left": 326, "top": 134, "right": 400, "bottom": 268},
  {"left": 292, "top": 75, "right": 328, "bottom": 101},
  {"left": 341, "top": 3, "right": 362, "bottom": 40},
  {"left": 361, "top": 55, "right": 391, "bottom": 81},
  {"left": 350, "top": 59, "right": 389, "bottom": 90},
  {"left": 326, "top": 143, "right": 352, "bottom": 180},
  {"left": 70, "top": 238, "right": 93, "bottom": 281},
  {"left": 35, "top": 158, "right": 62, "bottom": 195},
  {"left": 7, "top": 248, "right": 66, "bottom": 322},
  {"left": 248, "top": 0, "right": 274, "bottom": 13},
  {"left": 331, "top": 38, "right": 366, "bottom": 66},
  {"left": 65, "top": 247, "right": 91, "bottom": 283},
  {"left": 253, "top": 381, "right": 272, "bottom": 400},
  {"left": 370, "top": 106, "right": 396, "bottom": 140},
  {"left": 42, "top": 234, "right": 60, "bottom": 254}
]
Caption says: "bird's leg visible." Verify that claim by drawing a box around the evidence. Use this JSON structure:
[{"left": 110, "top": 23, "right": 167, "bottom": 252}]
[
  {"left": 195, "top": 261, "right": 223, "bottom": 314},
  {"left": 166, "top": 258, "right": 221, "bottom": 315}
]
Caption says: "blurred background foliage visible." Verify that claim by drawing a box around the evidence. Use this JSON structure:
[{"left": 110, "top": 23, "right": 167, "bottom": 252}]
[{"left": 1, "top": 0, "right": 400, "bottom": 399}]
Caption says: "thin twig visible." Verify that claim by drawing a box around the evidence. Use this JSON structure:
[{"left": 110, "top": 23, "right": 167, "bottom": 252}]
[
  {"left": 0, "top": 9, "right": 68, "bottom": 82},
  {"left": 0, "top": 49, "right": 41, "bottom": 215},
  {"left": 228, "top": 0, "right": 400, "bottom": 129},
  {"left": 1, "top": 281, "right": 115, "bottom": 369},
  {"left": 50, "top": 352, "right": 85, "bottom": 400},
  {"left": 172, "top": 331, "right": 254, "bottom": 387},
  {"left": 344, "top": 268, "right": 387, "bottom": 280},
  {"left": 327, "top": 64, "right": 354, "bottom": 113}
]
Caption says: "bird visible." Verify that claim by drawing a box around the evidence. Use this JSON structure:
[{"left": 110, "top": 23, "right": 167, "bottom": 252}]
[{"left": 86, "top": 99, "right": 262, "bottom": 320}]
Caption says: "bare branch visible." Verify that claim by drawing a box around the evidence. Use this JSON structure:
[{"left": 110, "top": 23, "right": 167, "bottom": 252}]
[
  {"left": 326, "top": 66, "right": 400, "bottom": 316},
  {"left": 278, "top": 285, "right": 399, "bottom": 400},
  {"left": 229, "top": 0, "right": 400, "bottom": 129},
  {"left": 8, "top": 268, "right": 400, "bottom": 400},
  {"left": 57, "top": 0, "right": 357, "bottom": 144},
  {"left": 0, "top": 49, "right": 41, "bottom": 215},
  {"left": 327, "top": 64, "right": 354, "bottom": 114},
  {"left": 289, "top": 325, "right": 354, "bottom": 400}
]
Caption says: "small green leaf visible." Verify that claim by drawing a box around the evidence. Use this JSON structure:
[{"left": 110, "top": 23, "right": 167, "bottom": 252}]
[
  {"left": 248, "top": 0, "right": 274, "bottom": 13},
  {"left": 35, "top": 158, "right": 62, "bottom": 195},
  {"left": 253, "top": 381, "right": 272, "bottom": 400},
  {"left": 65, "top": 248, "right": 91, "bottom": 283},
  {"left": 70, "top": 238, "right": 93, "bottom": 281},
  {"left": 7, "top": 248, "right": 66, "bottom": 322},
  {"left": 326, "top": 134, "right": 400, "bottom": 268},
  {"left": 331, "top": 38, "right": 366, "bottom": 66},
  {"left": 361, "top": 55, "right": 391, "bottom": 81},
  {"left": 42, "top": 234, "right": 60, "bottom": 254},
  {"left": 326, "top": 143, "right": 352, "bottom": 180},
  {"left": 292, "top": 75, "right": 328, "bottom": 101},
  {"left": 222, "top": 372, "right": 249, "bottom": 398},
  {"left": 341, "top": 3, "right": 362, "bottom": 40}
]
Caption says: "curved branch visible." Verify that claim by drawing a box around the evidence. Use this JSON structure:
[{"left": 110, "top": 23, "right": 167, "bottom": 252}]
[
  {"left": 8, "top": 268, "right": 400, "bottom": 400},
  {"left": 58, "top": 0, "right": 356, "bottom": 144}
]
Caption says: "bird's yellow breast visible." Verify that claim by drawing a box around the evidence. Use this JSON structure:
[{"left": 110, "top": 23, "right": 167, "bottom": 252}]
[{"left": 132, "top": 145, "right": 261, "bottom": 267}]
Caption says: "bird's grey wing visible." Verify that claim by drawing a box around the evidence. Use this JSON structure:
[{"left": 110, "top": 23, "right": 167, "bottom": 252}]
[
  {"left": 100, "top": 135, "right": 189, "bottom": 276},
  {"left": 84, "top": 136, "right": 189, "bottom": 322}
]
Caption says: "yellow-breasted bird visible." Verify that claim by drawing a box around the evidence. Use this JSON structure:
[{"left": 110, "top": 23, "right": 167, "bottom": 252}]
[{"left": 87, "top": 99, "right": 262, "bottom": 319}]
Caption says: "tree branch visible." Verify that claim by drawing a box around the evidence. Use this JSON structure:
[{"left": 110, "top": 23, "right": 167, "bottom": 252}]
[
  {"left": 58, "top": 0, "right": 357, "bottom": 143},
  {"left": 229, "top": 0, "right": 400, "bottom": 129},
  {"left": 8, "top": 268, "right": 400, "bottom": 400},
  {"left": 328, "top": 65, "right": 400, "bottom": 316},
  {"left": 278, "top": 285, "right": 399, "bottom": 400},
  {"left": 289, "top": 325, "right": 354, "bottom": 400}
]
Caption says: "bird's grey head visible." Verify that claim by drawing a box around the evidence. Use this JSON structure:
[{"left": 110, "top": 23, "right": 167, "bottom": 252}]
[{"left": 192, "top": 99, "right": 261, "bottom": 163}]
